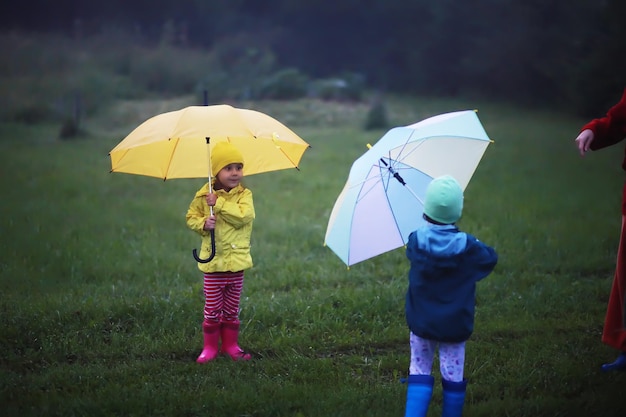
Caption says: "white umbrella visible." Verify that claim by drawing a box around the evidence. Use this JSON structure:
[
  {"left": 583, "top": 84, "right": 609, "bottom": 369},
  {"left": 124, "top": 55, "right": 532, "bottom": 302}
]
[{"left": 324, "top": 110, "right": 493, "bottom": 266}]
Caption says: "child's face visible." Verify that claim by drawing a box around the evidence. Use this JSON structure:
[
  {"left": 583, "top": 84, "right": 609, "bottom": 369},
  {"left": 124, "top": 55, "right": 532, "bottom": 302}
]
[{"left": 216, "top": 163, "right": 244, "bottom": 191}]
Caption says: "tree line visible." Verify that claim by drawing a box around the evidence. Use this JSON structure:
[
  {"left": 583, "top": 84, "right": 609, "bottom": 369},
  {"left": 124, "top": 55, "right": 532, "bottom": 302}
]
[{"left": 3, "top": 0, "right": 624, "bottom": 115}]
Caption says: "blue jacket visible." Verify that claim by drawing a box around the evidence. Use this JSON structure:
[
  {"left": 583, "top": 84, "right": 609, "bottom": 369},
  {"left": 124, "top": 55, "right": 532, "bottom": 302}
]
[{"left": 405, "top": 224, "right": 497, "bottom": 343}]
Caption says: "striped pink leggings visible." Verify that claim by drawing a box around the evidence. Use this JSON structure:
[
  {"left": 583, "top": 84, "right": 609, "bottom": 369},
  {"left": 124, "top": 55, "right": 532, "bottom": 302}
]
[{"left": 202, "top": 271, "right": 244, "bottom": 323}]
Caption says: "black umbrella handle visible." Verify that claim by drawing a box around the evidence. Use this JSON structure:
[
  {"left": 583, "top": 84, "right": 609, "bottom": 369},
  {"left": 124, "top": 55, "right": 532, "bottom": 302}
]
[{"left": 193, "top": 229, "right": 216, "bottom": 263}]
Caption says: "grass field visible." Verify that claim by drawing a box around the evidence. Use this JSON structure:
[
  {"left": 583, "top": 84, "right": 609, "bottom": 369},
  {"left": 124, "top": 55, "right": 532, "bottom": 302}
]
[{"left": 2, "top": 95, "right": 626, "bottom": 417}]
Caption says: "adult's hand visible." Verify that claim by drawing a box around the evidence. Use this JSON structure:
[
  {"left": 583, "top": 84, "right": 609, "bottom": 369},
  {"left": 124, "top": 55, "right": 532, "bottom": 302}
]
[{"left": 575, "top": 129, "right": 595, "bottom": 157}]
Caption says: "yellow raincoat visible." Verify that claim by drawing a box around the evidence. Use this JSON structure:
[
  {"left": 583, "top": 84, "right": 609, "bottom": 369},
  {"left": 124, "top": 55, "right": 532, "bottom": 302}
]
[{"left": 186, "top": 182, "right": 255, "bottom": 273}]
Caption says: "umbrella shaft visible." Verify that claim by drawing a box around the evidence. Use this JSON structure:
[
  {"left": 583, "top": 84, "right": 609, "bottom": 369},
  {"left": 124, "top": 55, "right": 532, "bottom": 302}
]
[
  {"left": 392, "top": 171, "right": 406, "bottom": 186},
  {"left": 380, "top": 157, "right": 423, "bottom": 204},
  {"left": 381, "top": 158, "right": 406, "bottom": 186}
]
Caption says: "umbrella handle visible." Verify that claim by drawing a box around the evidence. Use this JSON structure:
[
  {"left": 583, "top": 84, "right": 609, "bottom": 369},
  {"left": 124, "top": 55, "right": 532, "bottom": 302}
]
[{"left": 192, "top": 229, "right": 216, "bottom": 263}]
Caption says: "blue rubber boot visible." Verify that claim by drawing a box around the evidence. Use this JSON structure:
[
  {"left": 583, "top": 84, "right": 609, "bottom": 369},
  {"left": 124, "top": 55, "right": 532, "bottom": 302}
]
[
  {"left": 441, "top": 378, "right": 467, "bottom": 417},
  {"left": 601, "top": 352, "right": 626, "bottom": 372},
  {"left": 404, "top": 374, "right": 434, "bottom": 417}
]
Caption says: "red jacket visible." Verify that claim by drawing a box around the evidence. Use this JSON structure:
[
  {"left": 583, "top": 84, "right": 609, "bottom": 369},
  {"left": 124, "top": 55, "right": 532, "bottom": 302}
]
[
  {"left": 585, "top": 88, "right": 626, "bottom": 169},
  {"left": 583, "top": 89, "right": 626, "bottom": 351}
]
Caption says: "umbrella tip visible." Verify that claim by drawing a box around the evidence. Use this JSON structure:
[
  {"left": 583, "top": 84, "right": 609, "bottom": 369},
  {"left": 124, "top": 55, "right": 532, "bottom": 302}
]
[
  {"left": 474, "top": 109, "right": 478, "bottom": 113},
  {"left": 366, "top": 143, "right": 372, "bottom": 149}
]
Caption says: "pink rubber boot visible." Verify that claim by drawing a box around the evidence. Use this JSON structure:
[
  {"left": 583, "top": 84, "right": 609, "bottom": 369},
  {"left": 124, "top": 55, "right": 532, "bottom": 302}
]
[
  {"left": 220, "top": 320, "right": 251, "bottom": 361},
  {"left": 196, "top": 321, "right": 220, "bottom": 363}
]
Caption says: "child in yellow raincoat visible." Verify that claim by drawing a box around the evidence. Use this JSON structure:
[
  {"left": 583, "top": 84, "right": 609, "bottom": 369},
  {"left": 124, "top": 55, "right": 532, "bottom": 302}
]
[{"left": 186, "top": 142, "right": 254, "bottom": 362}]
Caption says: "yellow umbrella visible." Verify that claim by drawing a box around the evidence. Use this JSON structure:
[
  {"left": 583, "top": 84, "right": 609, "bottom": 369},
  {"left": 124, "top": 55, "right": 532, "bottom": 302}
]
[
  {"left": 110, "top": 104, "right": 310, "bottom": 179},
  {"left": 109, "top": 104, "right": 310, "bottom": 262}
]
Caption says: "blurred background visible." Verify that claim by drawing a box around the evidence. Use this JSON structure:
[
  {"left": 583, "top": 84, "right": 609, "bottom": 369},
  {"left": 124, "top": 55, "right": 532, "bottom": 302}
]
[{"left": 1, "top": 0, "right": 624, "bottom": 130}]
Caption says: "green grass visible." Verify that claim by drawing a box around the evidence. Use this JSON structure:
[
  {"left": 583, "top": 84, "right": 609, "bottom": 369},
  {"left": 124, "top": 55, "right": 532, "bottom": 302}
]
[{"left": 2, "top": 95, "right": 626, "bottom": 417}]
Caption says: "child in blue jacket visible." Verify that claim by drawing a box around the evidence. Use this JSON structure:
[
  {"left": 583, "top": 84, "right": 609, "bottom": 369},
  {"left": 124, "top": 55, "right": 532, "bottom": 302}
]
[{"left": 404, "top": 175, "right": 498, "bottom": 417}]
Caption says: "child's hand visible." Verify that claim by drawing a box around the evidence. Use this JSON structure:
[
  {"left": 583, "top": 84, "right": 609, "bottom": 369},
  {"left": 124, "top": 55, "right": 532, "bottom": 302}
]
[
  {"left": 204, "top": 215, "right": 216, "bottom": 230},
  {"left": 206, "top": 192, "right": 217, "bottom": 206}
]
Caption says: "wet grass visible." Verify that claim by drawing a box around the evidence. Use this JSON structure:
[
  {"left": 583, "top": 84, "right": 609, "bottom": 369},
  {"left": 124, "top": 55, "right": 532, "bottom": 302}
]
[{"left": 1, "top": 96, "right": 626, "bottom": 416}]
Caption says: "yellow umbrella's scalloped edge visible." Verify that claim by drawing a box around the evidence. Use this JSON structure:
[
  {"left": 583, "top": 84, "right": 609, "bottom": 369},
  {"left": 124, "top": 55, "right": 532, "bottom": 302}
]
[{"left": 109, "top": 105, "right": 311, "bottom": 179}]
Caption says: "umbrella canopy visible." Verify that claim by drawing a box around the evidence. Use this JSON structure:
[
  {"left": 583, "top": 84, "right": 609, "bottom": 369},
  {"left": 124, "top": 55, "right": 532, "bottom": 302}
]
[
  {"left": 109, "top": 104, "right": 310, "bottom": 179},
  {"left": 109, "top": 104, "right": 310, "bottom": 263},
  {"left": 324, "top": 110, "right": 492, "bottom": 267}
]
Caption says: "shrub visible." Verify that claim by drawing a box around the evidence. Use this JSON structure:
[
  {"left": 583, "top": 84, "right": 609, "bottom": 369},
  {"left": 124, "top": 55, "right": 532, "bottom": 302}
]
[
  {"left": 10, "top": 105, "right": 51, "bottom": 124},
  {"left": 310, "top": 72, "right": 366, "bottom": 101},
  {"left": 364, "top": 95, "right": 388, "bottom": 130},
  {"left": 209, "top": 35, "right": 277, "bottom": 100},
  {"left": 338, "top": 72, "right": 367, "bottom": 101},
  {"left": 128, "top": 46, "right": 212, "bottom": 96},
  {"left": 258, "top": 68, "right": 309, "bottom": 100},
  {"left": 195, "top": 71, "right": 232, "bottom": 104},
  {"left": 58, "top": 117, "right": 80, "bottom": 140}
]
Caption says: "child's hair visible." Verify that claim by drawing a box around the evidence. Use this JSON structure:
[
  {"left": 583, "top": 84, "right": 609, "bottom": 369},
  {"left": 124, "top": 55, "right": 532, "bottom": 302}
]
[
  {"left": 423, "top": 175, "right": 464, "bottom": 224},
  {"left": 211, "top": 142, "right": 244, "bottom": 177}
]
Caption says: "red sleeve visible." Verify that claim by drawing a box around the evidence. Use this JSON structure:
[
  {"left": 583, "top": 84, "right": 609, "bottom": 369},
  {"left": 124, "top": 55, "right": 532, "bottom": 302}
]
[{"left": 584, "top": 88, "right": 626, "bottom": 151}]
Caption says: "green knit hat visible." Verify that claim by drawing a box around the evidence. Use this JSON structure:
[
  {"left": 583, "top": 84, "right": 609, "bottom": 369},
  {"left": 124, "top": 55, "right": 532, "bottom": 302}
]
[{"left": 423, "top": 175, "right": 464, "bottom": 224}]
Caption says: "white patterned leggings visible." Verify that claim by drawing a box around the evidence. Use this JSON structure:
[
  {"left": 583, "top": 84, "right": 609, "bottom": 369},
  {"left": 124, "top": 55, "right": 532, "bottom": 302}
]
[
  {"left": 409, "top": 332, "right": 466, "bottom": 382},
  {"left": 202, "top": 271, "right": 244, "bottom": 324}
]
